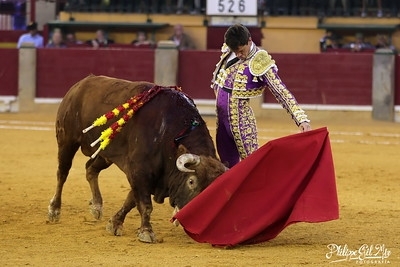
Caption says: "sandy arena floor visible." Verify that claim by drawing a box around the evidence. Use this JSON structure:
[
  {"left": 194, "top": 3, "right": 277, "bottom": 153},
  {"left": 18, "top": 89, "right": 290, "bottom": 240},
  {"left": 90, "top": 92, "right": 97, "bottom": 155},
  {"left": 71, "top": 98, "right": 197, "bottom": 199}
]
[{"left": 0, "top": 108, "right": 399, "bottom": 266}]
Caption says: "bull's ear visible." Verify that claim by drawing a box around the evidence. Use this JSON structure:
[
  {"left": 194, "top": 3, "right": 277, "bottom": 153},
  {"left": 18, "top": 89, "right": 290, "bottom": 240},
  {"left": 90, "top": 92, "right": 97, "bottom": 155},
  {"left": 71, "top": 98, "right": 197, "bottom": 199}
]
[{"left": 177, "top": 144, "right": 189, "bottom": 156}]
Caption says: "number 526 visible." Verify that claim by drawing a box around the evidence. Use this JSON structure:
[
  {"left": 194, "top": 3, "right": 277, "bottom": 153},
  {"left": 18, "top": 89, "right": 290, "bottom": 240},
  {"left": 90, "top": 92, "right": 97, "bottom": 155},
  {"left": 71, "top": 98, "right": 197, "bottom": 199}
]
[{"left": 218, "top": 0, "right": 246, "bottom": 13}]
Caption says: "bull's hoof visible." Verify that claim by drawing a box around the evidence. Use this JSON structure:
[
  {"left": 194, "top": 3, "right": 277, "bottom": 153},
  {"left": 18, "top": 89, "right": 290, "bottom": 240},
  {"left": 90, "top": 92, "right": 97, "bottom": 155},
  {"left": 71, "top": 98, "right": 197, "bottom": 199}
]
[
  {"left": 137, "top": 228, "right": 156, "bottom": 243},
  {"left": 106, "top": 219, "right": 123, "bottom": 236},
  {"left": 89, "top": 204, "right": 103, "bottom": 220},
  {"left": 47, "top": 206, "right": 60, "bottom": 222}
]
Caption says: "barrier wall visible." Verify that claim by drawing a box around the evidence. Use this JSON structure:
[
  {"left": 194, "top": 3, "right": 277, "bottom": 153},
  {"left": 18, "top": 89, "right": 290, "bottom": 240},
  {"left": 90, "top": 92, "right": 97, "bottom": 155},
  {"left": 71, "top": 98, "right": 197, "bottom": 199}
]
[
  {"left": 0, "top": 48, "right": 18, "bottom": 95},
  {"left": 178, "top": 50, "right": 387, "bottom": 106},
  {"left": 1, "top": 48, "right": 399, "bottom": 107},
  {"left": 36, "top": 48, "right": 155, "bottom": 98},
  {"left": 396, "top": 55, "right": 400, "bottom": 105},
  {"left": 271, "top": 53, "right": 374, "bottom": 105},
  {"left": 177, "top": 50, "right": 219, "bottom": 99}
]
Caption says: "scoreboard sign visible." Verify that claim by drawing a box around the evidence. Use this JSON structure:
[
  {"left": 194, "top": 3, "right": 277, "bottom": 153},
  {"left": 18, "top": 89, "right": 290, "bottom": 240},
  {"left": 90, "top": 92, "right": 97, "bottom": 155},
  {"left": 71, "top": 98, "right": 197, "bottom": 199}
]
[{"left": 206, "top": 0, "right": 258, "bottom": 16}]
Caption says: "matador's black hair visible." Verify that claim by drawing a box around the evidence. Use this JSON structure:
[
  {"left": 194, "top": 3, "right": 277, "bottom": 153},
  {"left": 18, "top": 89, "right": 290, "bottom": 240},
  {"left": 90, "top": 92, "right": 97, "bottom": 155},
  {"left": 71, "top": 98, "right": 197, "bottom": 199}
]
[{"left": 224, "top": 24, "right": 251, "bottom": 51}]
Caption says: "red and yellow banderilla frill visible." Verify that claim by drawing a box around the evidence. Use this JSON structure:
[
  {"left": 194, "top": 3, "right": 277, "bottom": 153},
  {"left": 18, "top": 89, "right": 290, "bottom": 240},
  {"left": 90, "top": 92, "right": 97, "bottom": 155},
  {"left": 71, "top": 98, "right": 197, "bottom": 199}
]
[{"left": 82, "top": 85, "right": 180, "bottom": 158}]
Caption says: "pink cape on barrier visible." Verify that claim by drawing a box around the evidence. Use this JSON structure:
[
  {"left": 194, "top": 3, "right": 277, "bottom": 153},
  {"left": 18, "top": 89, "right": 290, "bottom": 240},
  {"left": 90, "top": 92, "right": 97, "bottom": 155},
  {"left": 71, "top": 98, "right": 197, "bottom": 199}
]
[{"left": 172, "top": 127, "right": 339, "bottom": 246}]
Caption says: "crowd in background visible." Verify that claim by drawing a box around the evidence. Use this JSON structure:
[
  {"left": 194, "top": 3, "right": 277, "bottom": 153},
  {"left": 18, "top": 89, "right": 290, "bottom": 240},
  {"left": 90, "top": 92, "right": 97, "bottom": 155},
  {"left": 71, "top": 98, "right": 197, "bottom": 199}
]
[
  {"left": 17, "top": 22, "right": 197, "bottom": 51},
  {"left": 2, "top": 1, "right": 400, "bottom": 27},
  {"left": 2, "top": 1, "right": 400, "bottom": 24},
  {"left": 63, "top": 0, "right": 203, "bottom": 14},
  {"left": 258, "top": 0, "right": 400, "bottom": 17},
  {"left": 61, "top": 0, "right": 400, "bottom": 17},
  {"left": 11, "top": 0, "right": 399, "bottom": 53},
  {"left": 320, "top": 31, "right": 396, "bottom": 52}
]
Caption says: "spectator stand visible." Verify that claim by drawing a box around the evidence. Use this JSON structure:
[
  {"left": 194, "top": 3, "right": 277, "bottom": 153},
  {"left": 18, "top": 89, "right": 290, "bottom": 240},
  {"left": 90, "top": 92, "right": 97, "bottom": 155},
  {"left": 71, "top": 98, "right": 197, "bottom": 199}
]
[
  {"left": 45, "top": 20, "right": 169, "bottom": 46},
  {"left": 318, "top": 19, "right": 400, "bottom": 52}
]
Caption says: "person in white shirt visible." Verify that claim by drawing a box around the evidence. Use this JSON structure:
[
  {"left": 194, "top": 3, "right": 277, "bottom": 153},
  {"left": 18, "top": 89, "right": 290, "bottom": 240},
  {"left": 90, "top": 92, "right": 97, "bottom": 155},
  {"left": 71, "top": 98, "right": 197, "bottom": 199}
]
[{"left": 17, "top": 21, "right": 44, "bottom": 48}]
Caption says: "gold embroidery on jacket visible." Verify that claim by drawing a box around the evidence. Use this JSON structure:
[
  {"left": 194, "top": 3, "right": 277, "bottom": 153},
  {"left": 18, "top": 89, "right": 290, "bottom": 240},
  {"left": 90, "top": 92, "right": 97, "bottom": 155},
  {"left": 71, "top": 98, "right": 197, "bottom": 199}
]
[
  {"left": 265, "top": 68, "right": 309, "bottom": 125},
  {"left": 249, "top": 50, "right": 276, "bottom": 76}
]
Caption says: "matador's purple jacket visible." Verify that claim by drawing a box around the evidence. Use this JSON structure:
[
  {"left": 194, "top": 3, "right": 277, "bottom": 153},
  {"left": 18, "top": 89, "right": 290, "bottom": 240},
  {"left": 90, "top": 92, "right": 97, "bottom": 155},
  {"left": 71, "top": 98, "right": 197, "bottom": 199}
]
[{"left": 210, "top": 42, "right": 310, "bottom": 167}]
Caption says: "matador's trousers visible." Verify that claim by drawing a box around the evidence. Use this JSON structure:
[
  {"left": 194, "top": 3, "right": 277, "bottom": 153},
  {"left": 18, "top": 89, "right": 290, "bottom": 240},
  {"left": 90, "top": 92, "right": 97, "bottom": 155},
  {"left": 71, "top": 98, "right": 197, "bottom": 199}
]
[{"left": 216, "top": 89, "right": 258, "bottom": 168}]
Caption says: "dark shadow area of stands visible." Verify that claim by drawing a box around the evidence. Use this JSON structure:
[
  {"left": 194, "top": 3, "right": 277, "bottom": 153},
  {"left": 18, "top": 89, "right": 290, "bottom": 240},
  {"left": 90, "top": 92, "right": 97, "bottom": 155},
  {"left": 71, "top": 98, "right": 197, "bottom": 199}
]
[
  {"left": 46, "top": 20, "right": 169, "bottom": 33},
  {"left": 318, "top": 23, "right": 399, "bottom": 33}
]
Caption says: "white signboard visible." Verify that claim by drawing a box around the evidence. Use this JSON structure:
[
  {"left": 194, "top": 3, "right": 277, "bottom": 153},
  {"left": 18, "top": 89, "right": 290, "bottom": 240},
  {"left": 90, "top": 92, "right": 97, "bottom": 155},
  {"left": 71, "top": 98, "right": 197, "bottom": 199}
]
[
  {"left": 206, "top": 0, "right": 258, "bottom": 16},
  {"left": 209, "top": 16, "right": 258, "bottom": 26}
]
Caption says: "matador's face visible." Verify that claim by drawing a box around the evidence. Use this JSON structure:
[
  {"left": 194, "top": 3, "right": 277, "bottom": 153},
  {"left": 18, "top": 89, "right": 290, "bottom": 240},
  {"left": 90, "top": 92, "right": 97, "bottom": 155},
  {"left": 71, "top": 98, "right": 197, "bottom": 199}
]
[{"left": 232, "top": 38, "right": 252, "bottom": 60}]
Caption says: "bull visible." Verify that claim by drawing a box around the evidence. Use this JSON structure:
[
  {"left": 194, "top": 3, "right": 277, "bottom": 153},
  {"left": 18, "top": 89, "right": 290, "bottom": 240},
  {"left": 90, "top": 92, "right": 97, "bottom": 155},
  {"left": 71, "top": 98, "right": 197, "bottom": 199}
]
[{"left": 47, "top": 75, "right": 227, "bottom": 243}]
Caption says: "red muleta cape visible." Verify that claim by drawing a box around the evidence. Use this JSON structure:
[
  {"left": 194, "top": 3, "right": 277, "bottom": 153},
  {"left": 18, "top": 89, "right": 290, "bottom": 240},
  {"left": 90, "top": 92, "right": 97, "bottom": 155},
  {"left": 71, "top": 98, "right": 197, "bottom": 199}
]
[{"left": 172, "top": 127, "right": 339, "bottom": 246}]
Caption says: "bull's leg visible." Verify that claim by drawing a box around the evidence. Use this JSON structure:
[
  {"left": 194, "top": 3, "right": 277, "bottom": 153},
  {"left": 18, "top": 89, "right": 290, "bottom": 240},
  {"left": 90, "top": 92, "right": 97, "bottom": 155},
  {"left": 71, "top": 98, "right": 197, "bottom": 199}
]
[
  {"left": 136, "top": 196, "right": 156, "bottom": 243},
  {"left": 85, "top": 156, "right": 112, "bottom": 220},
  {"left": 106, "top": 189, "right": 136, "bottom": 236},
  {"left": 48, "top": 143, "right": 80, "bottom": 222}
]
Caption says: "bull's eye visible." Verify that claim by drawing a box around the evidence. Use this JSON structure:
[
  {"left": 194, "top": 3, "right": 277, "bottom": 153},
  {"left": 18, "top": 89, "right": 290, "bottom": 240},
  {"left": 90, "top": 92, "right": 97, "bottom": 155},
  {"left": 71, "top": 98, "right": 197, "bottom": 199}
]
[{"left": 186, "top": 176, "right": 197, "bottom": 189}]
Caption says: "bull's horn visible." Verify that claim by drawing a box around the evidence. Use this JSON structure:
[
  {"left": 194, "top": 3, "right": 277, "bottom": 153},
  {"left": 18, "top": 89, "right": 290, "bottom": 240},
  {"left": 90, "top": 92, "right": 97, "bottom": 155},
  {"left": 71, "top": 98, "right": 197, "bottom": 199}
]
[
  {"left": 172, "top": 206, "right": 180, "bottom": 227},
  {"left": 176, "top": 153, "right": 200, "bottom": 173}
]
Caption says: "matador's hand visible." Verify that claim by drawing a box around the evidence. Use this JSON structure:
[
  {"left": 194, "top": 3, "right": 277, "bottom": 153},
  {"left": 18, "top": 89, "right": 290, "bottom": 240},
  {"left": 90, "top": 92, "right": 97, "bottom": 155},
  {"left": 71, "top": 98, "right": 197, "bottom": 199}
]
[{"left": 299, "top": 122, "right": 311, "bottom": 132}]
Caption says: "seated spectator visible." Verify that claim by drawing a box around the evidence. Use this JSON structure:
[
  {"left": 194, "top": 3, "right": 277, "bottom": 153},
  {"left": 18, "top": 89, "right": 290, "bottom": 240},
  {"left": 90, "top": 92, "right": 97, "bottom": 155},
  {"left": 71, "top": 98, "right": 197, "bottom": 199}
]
[
  {"left": 328, "top": 37, "right": 342, "bottom": 49},
  {"left": 320, "top": 31, "right": 342, "bottom": 51},
  {"left": 86, "top": 29, "right": 114, "bottom": 48},
  {"left": 65, "top": 32, "right": 83, "bottom": 46},
  {"left": 17, "top": 21, "right": 44, "bottom": 48},
  {"left": 342, "top": 32, "right": 375, "bottom": 52},
  {"left": 131, "top": 31, "right": 155, "bottom": 48},
  {"left": 168, "top": 24, "right": 196, "bottom": 50},
  {"left": 46, "top": 28, "right": 66, "bottom": 48},
  {"left": 375, "top": 34, "right": 396, "bottom": 52}
]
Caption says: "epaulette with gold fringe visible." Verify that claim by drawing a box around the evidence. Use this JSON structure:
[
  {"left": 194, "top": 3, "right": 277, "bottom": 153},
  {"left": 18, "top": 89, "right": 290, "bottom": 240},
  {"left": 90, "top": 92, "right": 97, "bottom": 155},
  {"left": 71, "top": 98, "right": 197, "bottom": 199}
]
[{"left": 249, "top": 50, "right": 276, "bottom": 76}]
